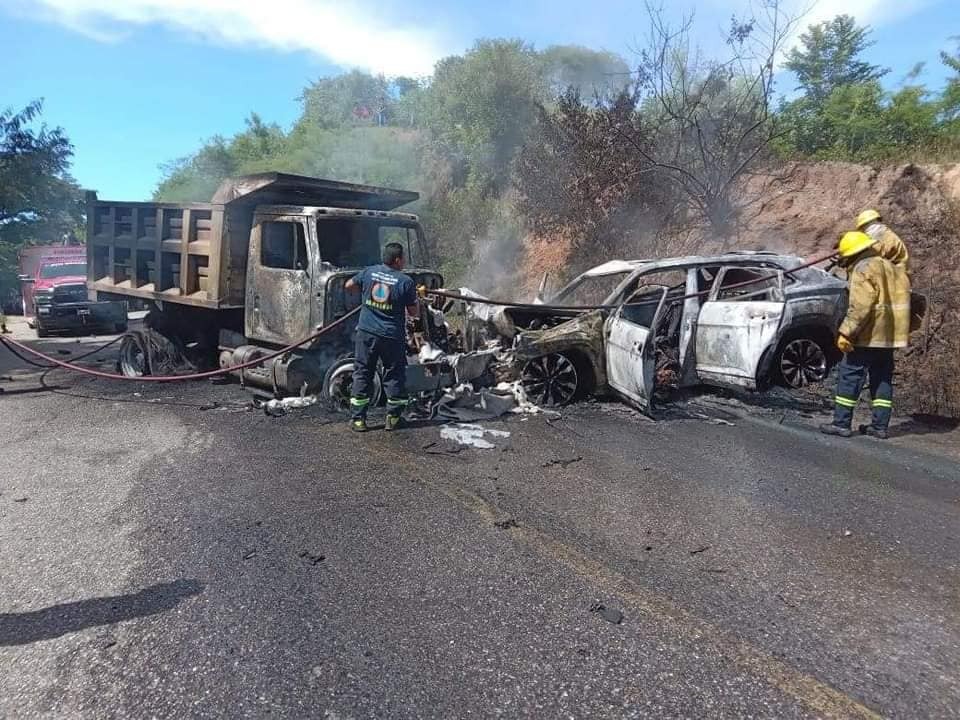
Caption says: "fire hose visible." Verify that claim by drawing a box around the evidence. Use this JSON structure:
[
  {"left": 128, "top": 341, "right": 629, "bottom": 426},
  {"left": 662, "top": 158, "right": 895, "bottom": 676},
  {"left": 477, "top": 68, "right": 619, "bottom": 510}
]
[
  {"left": 0, "top": 252, "right": 839, "bottom": 383},
  {"left": 0, "top": 307, "right": 360, "bottom": 382}
]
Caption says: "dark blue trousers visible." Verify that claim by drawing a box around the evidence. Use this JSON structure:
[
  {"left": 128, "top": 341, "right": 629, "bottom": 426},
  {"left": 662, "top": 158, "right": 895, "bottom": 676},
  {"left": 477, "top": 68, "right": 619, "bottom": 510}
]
[
  {"left": 350, "top": 329, "right": 408, "bottom": 420},
  {"left": 832, "top": 347, "right": 895, "bottom": 430}
]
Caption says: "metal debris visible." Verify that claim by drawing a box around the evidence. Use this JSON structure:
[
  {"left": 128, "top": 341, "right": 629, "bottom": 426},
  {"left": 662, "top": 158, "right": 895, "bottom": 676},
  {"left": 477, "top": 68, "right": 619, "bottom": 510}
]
[
  {"left": 299, "top": 550, "right": 326, "bottom": 565},
  {"left": 589, "top": 603, "right": 624, "bottom": 625},
  {"left": 543, "top": 456, "right": 583, "bottom": 468}
]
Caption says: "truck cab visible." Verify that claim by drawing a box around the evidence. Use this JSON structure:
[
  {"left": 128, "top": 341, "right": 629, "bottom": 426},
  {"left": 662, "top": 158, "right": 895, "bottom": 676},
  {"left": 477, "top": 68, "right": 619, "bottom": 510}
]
[{"left": 245, "top": 205, "right": 441, "bottom": 347}]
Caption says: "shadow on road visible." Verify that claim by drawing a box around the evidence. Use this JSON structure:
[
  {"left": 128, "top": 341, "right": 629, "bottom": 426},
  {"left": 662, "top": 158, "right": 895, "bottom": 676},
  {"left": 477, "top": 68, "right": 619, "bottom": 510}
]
[
  {"left": 0, "top": 384, "right": 64, "bottom": 397},
  {"left": 891, "top": 414, "right": 960, "bottom": 438},
  {"left": 0, "top": 579, "right": 203, "bottom": 647}
]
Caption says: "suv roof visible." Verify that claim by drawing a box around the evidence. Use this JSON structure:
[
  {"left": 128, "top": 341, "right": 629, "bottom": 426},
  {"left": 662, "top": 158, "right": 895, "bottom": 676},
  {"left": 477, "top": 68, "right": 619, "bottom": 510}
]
[{"left": 581, "top": 252, "right": 806, "bottom": 278}]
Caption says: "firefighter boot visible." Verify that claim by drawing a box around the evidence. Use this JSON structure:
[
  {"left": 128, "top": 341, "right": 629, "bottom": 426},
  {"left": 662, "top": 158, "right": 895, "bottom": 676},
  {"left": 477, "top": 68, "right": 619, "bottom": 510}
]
[
  {"left": 820, "top": 423, "right": 853, "bottom": 438},
  {"left": 859, "top": 424, "right": 889, "bottom": 440}
]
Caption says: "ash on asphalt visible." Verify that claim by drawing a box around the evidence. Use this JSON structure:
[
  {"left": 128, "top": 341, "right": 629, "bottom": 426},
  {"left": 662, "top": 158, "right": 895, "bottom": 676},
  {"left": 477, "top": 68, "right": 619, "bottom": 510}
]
[{"left": 2, "top": 354, "right": 959, "bottom": 718}]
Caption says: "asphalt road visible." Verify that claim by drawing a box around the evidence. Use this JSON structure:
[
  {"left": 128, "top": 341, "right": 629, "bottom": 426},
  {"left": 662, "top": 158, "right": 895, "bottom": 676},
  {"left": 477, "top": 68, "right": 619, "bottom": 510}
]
[{"left": 1, "top": 327, "right": 958, "bottom": 719}]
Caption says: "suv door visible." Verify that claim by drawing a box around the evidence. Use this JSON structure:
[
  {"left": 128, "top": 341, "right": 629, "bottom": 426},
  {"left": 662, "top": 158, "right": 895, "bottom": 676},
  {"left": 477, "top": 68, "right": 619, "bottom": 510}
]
[
  {"left": 246, "top": 215, "right": 313, "bottom": 344},
  {"left": 605, "top": 287, "right": 668, "bottom": 411},
  {"left": 695, "top": 266, "right": 786, "bottom": 387}
]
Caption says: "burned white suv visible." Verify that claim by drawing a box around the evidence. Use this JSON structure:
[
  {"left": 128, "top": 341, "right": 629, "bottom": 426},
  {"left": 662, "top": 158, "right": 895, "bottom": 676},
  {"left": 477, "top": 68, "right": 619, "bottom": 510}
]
[{"left": 506, "top": 252, "right": 847, "bottom": 410}]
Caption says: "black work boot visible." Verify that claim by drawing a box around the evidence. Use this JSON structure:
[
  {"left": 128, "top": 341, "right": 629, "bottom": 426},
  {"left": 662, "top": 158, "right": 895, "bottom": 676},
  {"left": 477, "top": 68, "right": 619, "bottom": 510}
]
[
  {"left": 859, "top": 424, "right": 889, "bottom": 440},
  {"left": 820, "top": 423, "right": 853, "bottom": 438}
]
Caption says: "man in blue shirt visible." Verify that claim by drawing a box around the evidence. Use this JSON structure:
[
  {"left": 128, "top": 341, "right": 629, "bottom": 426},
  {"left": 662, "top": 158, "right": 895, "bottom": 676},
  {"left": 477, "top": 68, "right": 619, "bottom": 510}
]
[{"left": 344, "top": 242, "right": 420, "bottom": 432}]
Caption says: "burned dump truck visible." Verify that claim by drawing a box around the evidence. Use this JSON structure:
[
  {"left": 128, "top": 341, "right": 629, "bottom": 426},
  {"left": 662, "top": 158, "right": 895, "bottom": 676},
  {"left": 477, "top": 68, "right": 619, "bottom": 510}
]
[
  {"left": 86, "top": 172, "right": 491, "bottom": 403},
  {"left": 466, "top": 253, "right": 853, "bottom": 410}
]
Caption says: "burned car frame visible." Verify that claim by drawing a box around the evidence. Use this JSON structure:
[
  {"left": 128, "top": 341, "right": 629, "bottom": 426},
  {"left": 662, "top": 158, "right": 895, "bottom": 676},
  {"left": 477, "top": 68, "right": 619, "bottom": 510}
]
[{"left": 507, "top": 252, "right": 848, "bottom": 410}]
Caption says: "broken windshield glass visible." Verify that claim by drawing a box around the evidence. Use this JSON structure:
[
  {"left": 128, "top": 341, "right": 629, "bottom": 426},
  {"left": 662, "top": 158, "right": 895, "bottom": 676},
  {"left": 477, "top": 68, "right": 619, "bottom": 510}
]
[
  {"left": 551, "top": 271, "right": 631, "bottom": 306},
  {"left": 316, "top": 218, "right": 418, "bottom": 268}
]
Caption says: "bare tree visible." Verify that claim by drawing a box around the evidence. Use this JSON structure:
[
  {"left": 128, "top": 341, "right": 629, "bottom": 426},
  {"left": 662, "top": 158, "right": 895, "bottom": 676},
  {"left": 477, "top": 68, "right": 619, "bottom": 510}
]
[{"left": 608, "top": 0, "right": 803, "bottom": 238}]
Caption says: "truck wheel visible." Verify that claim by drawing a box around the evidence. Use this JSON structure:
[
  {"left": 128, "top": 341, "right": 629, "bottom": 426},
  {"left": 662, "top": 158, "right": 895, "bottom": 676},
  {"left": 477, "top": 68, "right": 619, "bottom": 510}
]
[
  {"left": 119, "top": 333, "right": 149, "bottom": 377},
  {"left": 322, "top": 357, "right": 382, "bottom": 413}
]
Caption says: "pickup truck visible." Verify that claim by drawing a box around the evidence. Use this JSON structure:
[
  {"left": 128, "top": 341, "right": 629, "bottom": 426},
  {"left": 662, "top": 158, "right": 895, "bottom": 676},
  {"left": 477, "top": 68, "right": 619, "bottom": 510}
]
[
  {"left": 19, "top": 245, "right": 127, "bottom": 337},
  {"left": 87, "top": 172, "right": 487, "bottom": 402}
]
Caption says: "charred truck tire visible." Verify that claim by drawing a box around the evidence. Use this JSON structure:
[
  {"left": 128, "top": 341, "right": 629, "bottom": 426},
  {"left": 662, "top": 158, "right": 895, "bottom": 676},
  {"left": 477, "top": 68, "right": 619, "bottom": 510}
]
[
  {"left": 772, "top": 328, "right": 835, "bottom": 389},
  {"left": 321, "top": 356, "right": 383, "bottom": 413},
  {"left": 118, "top": 332, "right": 150, "bottom": 377}
]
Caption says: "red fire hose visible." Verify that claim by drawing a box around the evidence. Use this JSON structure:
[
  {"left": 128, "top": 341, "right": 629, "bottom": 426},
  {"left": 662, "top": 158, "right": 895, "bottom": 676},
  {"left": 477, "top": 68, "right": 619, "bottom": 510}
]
[
  {"left": 0, "top": 308, "right": 360, "bottom": 382},
  {"left": 0, "top": 252, "right": 839, "bottom": 383}
]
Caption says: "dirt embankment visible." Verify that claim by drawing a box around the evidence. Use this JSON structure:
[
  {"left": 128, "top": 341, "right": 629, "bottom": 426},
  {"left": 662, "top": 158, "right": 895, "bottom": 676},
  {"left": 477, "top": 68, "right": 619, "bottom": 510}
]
[
  {"left": 520, "top": 161, "right": 960, "bottom": 417},
  {"left": 736, "top": 162, "right": 960, "bottom": 418}
]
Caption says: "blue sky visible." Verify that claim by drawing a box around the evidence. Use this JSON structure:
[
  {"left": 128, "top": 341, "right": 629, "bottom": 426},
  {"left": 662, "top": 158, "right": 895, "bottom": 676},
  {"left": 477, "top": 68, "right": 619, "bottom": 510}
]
[{"left": 3, "top": 0, "right": 958, "bottom": 200}]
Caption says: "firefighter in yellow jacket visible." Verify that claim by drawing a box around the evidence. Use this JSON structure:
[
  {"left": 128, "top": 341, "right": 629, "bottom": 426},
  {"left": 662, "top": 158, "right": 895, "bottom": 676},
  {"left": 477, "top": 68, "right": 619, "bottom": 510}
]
[
  {"left": 856, "top": 209, "right": 910, "bottom": 274},
  {"left": 821, "top": 231, "right": 911, "bottom": 439}
]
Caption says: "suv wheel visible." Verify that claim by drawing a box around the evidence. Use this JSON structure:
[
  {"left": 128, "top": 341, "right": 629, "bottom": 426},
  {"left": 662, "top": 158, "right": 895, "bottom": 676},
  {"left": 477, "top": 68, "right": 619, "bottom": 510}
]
[
  {"left": 521, "top": 352, "right": 580, "bottom": 406},
  {"left": 778, "top": 336, "right": 829, "bottom": 388}
]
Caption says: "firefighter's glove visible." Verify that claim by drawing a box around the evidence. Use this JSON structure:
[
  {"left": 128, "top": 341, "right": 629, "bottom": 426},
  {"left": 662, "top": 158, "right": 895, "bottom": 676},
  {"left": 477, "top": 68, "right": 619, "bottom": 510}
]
[
  {"left": 836, "top": 334, "right": 854, "bottom": 354},
  {"left": 416, "top": 284, "right": 429, "bottom": 299}
]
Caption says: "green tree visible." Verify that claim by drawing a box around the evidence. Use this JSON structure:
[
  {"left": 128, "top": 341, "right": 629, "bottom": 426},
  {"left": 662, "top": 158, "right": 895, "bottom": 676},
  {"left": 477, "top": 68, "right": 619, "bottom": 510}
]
[
  {"left": 784, "top": 15, "right": 887, "bottom": 102},
  {"left": 0, "top": 100, "right": 82, "bottom": 248},
  {"left": 423, "top": 39, "right": 548, "bottom": 193},
  {"left": 940, "top": 39, "right": 960, "bottom": 127},
  {"left": 300, "top": 71, "right": 397, "bottom": 129},
  {"left": 775, "top": 15, "right": 948, "bottom": 160}
]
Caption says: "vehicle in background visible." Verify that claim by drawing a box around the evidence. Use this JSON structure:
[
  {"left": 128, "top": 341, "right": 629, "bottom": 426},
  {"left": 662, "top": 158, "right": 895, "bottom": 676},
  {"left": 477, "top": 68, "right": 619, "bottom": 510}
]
[
  {"left": 18, "top": 245, "right": 127, "bottom": 337},
  {"left": 87, "top": 172, "right": 491, "bottom": 401},
  {"left": 506, "top": 252, "right": 850, "bottom": 409},
  {"left": 1, "top": 288, "right": 21, "bottom": 316}
]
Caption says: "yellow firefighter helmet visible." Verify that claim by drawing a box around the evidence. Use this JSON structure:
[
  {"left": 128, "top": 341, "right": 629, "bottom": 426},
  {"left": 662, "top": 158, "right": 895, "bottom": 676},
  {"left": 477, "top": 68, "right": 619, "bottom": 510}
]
[
  {"left": 837, "top": 231, "right": 876, "bottom": 258},
  {"left": 856, "top": 209, "right": 881, "bottom": 229}
]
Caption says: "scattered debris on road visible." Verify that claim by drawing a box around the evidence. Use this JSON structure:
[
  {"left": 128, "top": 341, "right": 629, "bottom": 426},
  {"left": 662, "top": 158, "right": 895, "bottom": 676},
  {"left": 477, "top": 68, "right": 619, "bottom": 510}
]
[
  {"left": 440, "top": 423, "right": 511, "bottom": 450},
  {"left": 422, "top": 443, "right": 464, "bottom": 457},
  {"left": 542, "top": 455, "right": 584, "bottom": 468},
  {"left": 589, "top": 602, "right": 624, "bottom": 625},
  {"left": 689, "top": 545, "right": 712, "bottom": 555},
  {"left": 257, "top": 394, "right": 319, "bottom": 417},
  {"left": 298, "top": 550, "right": 325, "bottom": 565}
]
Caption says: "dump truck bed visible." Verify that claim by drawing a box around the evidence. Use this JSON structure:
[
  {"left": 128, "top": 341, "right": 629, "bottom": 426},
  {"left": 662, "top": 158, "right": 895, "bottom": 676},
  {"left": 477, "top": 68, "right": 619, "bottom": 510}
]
[{"left": 86, "top": 173, "right": 419, "bottom": 310}]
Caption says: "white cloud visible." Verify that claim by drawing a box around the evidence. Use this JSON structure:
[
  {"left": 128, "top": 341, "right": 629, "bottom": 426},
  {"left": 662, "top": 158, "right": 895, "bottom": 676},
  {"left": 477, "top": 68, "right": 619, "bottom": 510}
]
[
  {"left": 13, "top": 0, "right": 450, "bottom": 76},
  {"left": 798, "top": 0, "right": 935, "bottom": 29}
]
